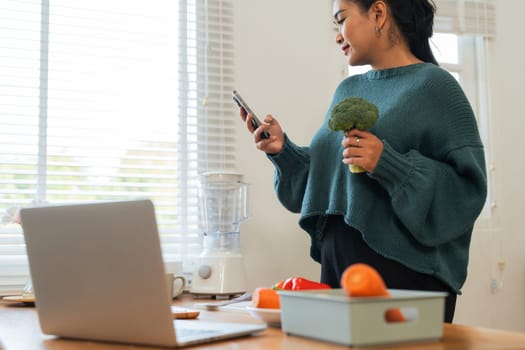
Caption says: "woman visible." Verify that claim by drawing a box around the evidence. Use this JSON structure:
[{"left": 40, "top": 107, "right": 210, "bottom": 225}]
[{"left": 240, "top": 0, "right": 487, "bottom": 323}]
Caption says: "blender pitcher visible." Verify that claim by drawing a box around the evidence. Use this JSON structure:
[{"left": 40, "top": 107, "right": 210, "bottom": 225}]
[{"left": 190, "top": 172, "right": 249, "bottom": 296}]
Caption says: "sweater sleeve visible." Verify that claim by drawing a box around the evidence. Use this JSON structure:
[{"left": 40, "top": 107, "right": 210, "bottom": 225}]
[
  {"left": 267, "top": 135, "right": 310, "bottom": 213},
  {"left": 369, "top": 141, "right": 487, "bottom": 247}
]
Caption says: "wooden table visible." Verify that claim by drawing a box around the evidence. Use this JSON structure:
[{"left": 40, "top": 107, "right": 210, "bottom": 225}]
[{"left": 2, "top": 294, "right": 525, "bottom": 350}]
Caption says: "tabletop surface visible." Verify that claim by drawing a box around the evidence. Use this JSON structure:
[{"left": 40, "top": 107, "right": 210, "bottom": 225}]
[{"left": 2, "top": 293, "right": 525, "bottom": 350}]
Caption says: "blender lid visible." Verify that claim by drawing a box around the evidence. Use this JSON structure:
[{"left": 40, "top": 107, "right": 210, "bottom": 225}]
[{"left": 200, "top": 171, "right": 244, "bottom": 183}]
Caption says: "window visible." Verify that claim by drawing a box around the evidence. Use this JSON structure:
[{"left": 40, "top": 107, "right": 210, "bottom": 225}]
[{"left": 0, "top": 0, "right": 236, "bottom": 291}]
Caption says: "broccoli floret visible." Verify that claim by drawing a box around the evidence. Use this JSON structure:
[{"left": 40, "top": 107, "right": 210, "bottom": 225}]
[{"left": 328, "top": 97, "right": 378, "bottom": 132}]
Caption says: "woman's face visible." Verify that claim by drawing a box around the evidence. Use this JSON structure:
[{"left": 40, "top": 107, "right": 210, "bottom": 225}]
[{"left": 333, "top": 0, "right": 377, "bottom": 66}]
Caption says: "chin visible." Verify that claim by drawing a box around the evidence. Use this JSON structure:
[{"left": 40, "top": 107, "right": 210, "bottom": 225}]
[
  {"left": 349, "top": 59, "right": 366, "bottom": 67},
  {"left": 348, "top": 56, "right": 361, "bottom": 66}
]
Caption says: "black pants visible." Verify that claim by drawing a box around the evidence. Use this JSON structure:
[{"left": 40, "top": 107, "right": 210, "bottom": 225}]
[{"left": 316, "top": 215, "right": 457, "bottom": 323}]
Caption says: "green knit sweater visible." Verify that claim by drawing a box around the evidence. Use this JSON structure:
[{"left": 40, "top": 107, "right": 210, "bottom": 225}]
[{"left": 268, "top": 63, "right": 487, "bottom": 293}]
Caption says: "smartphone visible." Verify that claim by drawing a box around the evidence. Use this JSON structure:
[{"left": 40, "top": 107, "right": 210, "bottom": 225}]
[{"left": 232, "top": 90, "right": 270, "bottom": 139}]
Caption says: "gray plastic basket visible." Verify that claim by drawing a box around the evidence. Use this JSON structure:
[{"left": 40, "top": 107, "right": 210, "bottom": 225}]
[{"left": 279, "top": 288, "right": 446, "bottom": 347}]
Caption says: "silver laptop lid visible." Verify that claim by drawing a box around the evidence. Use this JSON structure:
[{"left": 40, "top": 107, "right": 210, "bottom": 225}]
[{"left": 21, "top": 199, "right": 178, "bottom": 347}]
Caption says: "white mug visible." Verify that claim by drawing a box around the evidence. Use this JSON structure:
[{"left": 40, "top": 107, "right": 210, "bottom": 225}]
[{"left": 165, "top": 261, "right": 186, "bottom": 299}]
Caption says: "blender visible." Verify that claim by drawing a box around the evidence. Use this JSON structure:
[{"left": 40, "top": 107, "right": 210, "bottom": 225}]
[{"left": 190, "top": 172, "right": 249, "bottom": 297}]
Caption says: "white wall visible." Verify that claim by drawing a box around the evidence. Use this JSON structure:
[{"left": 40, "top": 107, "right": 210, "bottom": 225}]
[
  {"left": 233, "top": 0, "right": 525, "bottom": 332},
  {"left": 233, "top": 0, "right": 342, "bottom": 288},
  {"left": 452, "top": 0, "right": 525, "bottom": 331}
]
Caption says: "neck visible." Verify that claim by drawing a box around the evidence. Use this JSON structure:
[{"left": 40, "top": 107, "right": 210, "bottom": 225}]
[
  {"left": 371, "top": 46, "right": 422, "bottom": 71},
  {"left": 370, "top": 25, "right": 423, "bottom": 70}
]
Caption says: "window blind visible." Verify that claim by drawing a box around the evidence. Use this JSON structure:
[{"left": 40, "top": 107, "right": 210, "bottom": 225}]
[
  {"left": 0, "top": 0, "right": 236, "bottom": 291},
  {"left": 434, "top": 0, "right": 496, "bottom": 37}
]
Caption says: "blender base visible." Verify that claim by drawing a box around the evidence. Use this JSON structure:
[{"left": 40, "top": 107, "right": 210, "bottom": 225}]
[{"left": 190, "top": 254, "right": 247, "bottom": 297}]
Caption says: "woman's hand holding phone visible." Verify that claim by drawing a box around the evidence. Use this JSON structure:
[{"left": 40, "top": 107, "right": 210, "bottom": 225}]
[
  {"left": 234, "top": 90, "right": 285, "bottom": 154},
  {"left": 233, "top": 90, "right": 269, "bottom": 139}
]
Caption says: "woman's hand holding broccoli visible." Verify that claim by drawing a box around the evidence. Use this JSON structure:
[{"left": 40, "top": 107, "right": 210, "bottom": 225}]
[
  {"left": 341, "top": 129, "right": 384, "bottom": 173},
  {"left": 328, "top": 97, "right": 383, "bottom": 173}
]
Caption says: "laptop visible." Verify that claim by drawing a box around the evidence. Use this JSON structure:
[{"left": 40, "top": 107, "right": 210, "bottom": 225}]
[{"left": 20, "top": 199, "right": 266, "bottom": 347}]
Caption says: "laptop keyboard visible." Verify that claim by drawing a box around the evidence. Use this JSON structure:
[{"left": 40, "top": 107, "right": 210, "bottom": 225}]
[{"left": 176, "top": 326, "right": 223, "bottom": 339}]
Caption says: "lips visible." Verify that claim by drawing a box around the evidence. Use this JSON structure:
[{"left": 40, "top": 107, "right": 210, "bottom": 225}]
[{"left": 341, "top": 43, "right": 350, "bottom": 55}]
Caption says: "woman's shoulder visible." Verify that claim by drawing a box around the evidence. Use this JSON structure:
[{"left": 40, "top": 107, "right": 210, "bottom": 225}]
[
  {"left": 338, "top": 71, "right": 367, "bottom": 86},
  {"left": 332, "top": 73, "right": 368, "bottom": 97},
  {"left": 380, "top": 63, "right": 458, "bottom": 87},
  {"left": 338, "top": 63, "right": 455, "bottom": 86},
  {"left": 418, "top": 63, "right": 457, "bottom": 82},
  {"left": 419, "top": 64, "right": 469, "bottom": 99},
  {"left": 331, "top": 63, "right": 465, "bottom": 104}
]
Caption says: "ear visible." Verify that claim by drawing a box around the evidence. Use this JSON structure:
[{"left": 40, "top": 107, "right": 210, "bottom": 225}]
[{"left": 370, "top": 1, "right": 388, "bottom": 29}]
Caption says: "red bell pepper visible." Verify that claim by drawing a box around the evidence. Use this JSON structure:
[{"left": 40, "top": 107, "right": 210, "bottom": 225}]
[
  {"left": 272, "top": 279, "right": 287, "bottom": 290},
  {"left": 272, "top": 277, "right": 293, "bottom": 290},
  {"left": 291, "top": 277, "right": 331, "bottom": 290},
  {"left": 274, "top": 277, "right": 331, "bottom": 290}
]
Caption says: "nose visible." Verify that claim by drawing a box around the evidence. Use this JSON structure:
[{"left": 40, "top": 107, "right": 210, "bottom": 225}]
[{"left": 335, "top": 32, "right": 343, "bottom": 45}]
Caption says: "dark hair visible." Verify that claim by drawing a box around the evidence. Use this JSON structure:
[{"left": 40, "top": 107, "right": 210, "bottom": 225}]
[{"left": 349, "top": 0, "right": 438, "bottom": 65}]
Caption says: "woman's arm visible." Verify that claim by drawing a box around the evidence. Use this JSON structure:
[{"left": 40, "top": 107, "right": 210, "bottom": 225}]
[
  {"left": 267, "top": 136, "right": 311, "bottom": 213},
  {"left": 370, "top": 141, "right": 487, "bottom": 246}
]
